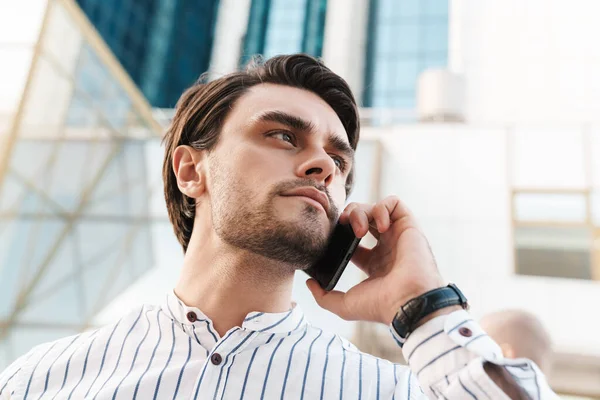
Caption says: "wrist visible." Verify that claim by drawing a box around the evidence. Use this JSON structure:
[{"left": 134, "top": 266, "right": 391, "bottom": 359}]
[
  {"left": 412, "top": 305, "right": 462, "bottom": 329},
  {"left": 389, "top": 284, "right": 469, "bottom": 345},
  {"left": 384, "top": 283, "right": 445, "bottom": 325}
]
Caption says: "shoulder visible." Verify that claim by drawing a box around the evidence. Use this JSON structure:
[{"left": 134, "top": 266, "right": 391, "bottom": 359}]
[
  {"left": 69, "top": 304, "right": 161, "bottom": 354},
  {"left": 304, "top": 325, "right": 409, "bottom": 375},
  {"left": 89, "top": 303, "right": 161, "bottom": 340},
  {"left": 0, "top": 334, "right": 71, "bottom": 398},
  {"left": 0, "top": 304, "right": 159, "bottom": 397},
  {"left": 0, "top": 341, "right": 48, "bottom": 398}
]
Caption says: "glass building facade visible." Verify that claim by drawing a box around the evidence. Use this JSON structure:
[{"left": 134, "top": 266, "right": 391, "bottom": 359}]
[
  {"left": 76, "top": 0, "right": 220, "bottom": 108},
  {"left": 363, "top": 0, "right": 449, "bottom": 109},
  {"left": 241, "top": 0, "right": 327, "bottom": 65},
  {"left": 0, "top": 0, "right": 162, "bottom": 369}
]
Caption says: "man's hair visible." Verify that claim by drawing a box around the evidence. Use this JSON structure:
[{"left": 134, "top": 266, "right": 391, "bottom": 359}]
[{"left": 162, "top": 54, "right": 360, "bottom": 252}]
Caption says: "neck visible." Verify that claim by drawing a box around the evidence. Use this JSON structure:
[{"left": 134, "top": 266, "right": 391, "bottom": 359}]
[{"left": 174, "top": 224, "right": 295, "bottom": 337}]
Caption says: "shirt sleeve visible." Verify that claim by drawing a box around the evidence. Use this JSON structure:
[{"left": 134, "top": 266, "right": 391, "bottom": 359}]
[{"left": 392, "top": 310, "right": 559, "bottom": 399}]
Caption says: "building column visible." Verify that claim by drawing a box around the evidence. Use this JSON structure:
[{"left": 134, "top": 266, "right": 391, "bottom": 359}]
[
  {"left": 208, "top": 0, "right": 253, "bottom": 78},
  {"left": 321, "top": 0, "right": 370, "bottom": 103}
]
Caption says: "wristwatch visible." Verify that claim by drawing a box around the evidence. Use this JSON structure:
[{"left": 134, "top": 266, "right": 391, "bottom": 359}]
[{"left": 391, "top": 283, "right": 469, "bottom": 345}]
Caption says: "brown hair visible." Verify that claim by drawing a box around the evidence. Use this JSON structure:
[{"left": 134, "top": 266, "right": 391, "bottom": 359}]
[{"left": 162, "top": 54, "right": 360, "bottom": 252}]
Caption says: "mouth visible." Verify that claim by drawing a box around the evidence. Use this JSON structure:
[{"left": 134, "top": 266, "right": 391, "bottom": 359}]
[
  {"left": 280, "top": 187, "right": 330, "bottom": 213},
  {"left": 286, "top": 195, "right": 327, "bottom": 212}
]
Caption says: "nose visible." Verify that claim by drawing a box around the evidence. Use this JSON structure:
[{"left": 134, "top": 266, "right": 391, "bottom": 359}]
[{"left": 296, "top": 149, "right": 336, "bottom": 187}]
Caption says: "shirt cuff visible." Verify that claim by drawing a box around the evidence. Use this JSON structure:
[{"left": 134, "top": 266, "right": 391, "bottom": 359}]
[
  {"left": 393, "top": 310, "right": 504, "bottom": 395},
  {"left": 390, "top": 310, "right": 557, "bottom": 399}
]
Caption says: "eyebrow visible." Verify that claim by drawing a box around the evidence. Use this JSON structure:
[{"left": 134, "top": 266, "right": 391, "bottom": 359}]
[{"left": 252, "top": 110, "right": 356, "bottom": 162}]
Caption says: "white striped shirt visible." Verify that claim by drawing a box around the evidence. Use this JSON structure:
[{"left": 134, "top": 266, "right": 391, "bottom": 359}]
[{"left": 0, "top": 292, "right": 556, "bottom": 399}]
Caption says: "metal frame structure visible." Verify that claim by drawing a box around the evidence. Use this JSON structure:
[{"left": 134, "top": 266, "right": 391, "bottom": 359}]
[{"left": 0, "top": 0, "right": 163, "bottom": 363}]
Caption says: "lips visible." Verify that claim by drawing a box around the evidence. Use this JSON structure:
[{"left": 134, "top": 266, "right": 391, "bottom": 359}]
[{"left": 280, "top": 187, "right": 330, "bottom": 213}]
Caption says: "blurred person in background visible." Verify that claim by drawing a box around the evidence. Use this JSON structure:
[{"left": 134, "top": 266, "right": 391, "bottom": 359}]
[
  {"left": 0, "top": 55, "right": 557, "bottom": 399},
  {"left": 481, "top": 309, "right": 553, "bottom": 374}
]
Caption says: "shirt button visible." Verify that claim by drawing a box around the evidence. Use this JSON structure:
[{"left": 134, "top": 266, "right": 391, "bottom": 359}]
[
  {"left": 211, "top": 353, "right": 223, "bottom": 365},
  {"left": 458, "top": 327, "right": 473, "bottom": 337},
  {"left": 186, "top": 312, "right": 197, "bottom": 323}
]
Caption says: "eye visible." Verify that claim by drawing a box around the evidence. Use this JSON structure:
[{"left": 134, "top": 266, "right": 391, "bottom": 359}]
[
  {"left": 270, "top": 131, "right": 296, "bottom": 145},
  {"left": 331, "top": 156, "right": 347, "bottom": 172}
]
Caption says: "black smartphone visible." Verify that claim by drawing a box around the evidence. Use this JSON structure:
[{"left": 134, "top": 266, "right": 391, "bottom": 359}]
[{"left": 305, "top": 223, "right": 362, "bottom": 291}]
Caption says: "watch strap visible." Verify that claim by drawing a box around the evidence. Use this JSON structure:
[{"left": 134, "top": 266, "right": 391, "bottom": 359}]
[{"left": 391, "top": 283, "right": 468, "bottom": 346}]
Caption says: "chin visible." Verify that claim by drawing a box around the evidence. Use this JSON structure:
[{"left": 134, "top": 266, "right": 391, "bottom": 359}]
[
  {"left": 285, "top": 205, "right": 328, "bottom": 226},
  {"left": 301, "top": 218, "right": 332, "bottom": 244},
  {"left": 281, "top": 197, "right": 325, "bottom": 216}
]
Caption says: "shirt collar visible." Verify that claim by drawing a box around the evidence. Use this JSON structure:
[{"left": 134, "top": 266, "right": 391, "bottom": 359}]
[{"left": 163, "top": 291, "right": 307, "bottom": 335}]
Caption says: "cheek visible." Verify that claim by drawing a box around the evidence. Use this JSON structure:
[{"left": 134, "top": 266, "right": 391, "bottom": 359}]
[
  {"left": 236, "top": 143, "right": 291, "bottom": 180},
  {"left": 224, "top": 146, "right": 284, "bottom": 192},
  {"left": 234, "top": 140, "right": 276, "bottom": 166}
]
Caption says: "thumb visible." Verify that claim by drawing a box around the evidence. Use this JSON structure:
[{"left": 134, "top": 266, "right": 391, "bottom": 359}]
[{"left": 306, "top": 279, "right": 352, "bottom": 320}]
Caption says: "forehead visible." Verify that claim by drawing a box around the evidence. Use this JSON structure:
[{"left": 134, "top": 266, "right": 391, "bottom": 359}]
[{"left": 224, "top": 83, "right": 349, "bottom": 143}]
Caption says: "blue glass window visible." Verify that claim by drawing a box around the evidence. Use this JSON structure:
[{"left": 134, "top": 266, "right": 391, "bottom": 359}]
[
  {"left": 364, "top": 0, "right": 449, "bottom": 109},
  {"left": 76, "top": 0, "right": 220, "bottom": 108},
  {"left": 241, "top": 0, "right": 327, "bottom": 66}
]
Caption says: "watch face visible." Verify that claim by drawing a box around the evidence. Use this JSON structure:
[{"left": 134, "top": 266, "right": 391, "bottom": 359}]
[{"left": 391, "top": 309, "right": 410, "bottom": 342}]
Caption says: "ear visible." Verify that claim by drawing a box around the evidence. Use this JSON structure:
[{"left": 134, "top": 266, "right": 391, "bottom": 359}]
[
  {"left": 499, "top": 343, "right": 516, "bottom": 359},
  {"left": 172, "top": 145, "right": 206, "bottom": 199}
]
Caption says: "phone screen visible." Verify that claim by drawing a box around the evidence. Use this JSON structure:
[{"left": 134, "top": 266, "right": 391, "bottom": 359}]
[{"left": 305, "top": 223, "right": 362, "bottom": 291}]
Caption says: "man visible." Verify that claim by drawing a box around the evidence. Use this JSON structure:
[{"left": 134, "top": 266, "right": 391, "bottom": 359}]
[
  {"left": 0, "top": 55, "right": 556, "bottom": 399},
  {"left": 481, "top": 309, "right": 553, "bottom": 374}
]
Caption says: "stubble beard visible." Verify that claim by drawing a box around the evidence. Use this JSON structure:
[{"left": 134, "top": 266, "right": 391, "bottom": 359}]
[{"left": 210, "top": 165, "right": 337, "bottom": 269}]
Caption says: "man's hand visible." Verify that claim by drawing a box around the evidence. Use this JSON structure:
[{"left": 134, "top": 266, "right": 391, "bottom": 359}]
[{"left": 306, "top": 196, "right": 447, "bottom": 325}]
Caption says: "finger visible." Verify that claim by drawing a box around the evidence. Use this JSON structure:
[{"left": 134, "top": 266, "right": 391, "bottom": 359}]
[
  {"left": 348, "top": 206, "right": 371, "bottom": 238},
  {"left": 339, "top": 203, "right": 360, "bottom": 225},
  {"left": 344, "top": 197, "right": 414, "bottom": 227},
  {"left": 306, "top": 279, "right": 353, "bottom": 320},
  {"left": 367, "top": 221, "right": 381, "bottom": 241},
  {"left": 365, "top": 202, "right": 391, "bottom": 240},
  {"left": 380, "top": 195, "right": 415, "bottom": 225},
  {"left": 352, "top": 205, "right": 386, "bottom": 240},
  {"left": 342, "top": 199, "right": 415, "bottom": 239},
  {"left": 371, "top": 202, "right": 392, "bottom": 233},
  {"left": 345, "top": 203, "right": 380, "bottom": 239}
]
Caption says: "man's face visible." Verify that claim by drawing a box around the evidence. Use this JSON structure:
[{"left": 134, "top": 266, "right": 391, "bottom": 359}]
[{"left": 205, "top": 83, "right": 354, "bottom": 268}]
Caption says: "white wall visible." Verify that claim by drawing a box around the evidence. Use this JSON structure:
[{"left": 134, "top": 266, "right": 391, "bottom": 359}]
[
  {"left": 375, "top": 124, "right": 511, "bottom": 283},
  {"left": 372, "top": 124, "right": 600, "bottom": 356},
  {"left": 456, "top": 0, "right": 600, "bottom": 124},
  {"left": 446, "top": 0, "right": 600, "bottom": 356}
]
